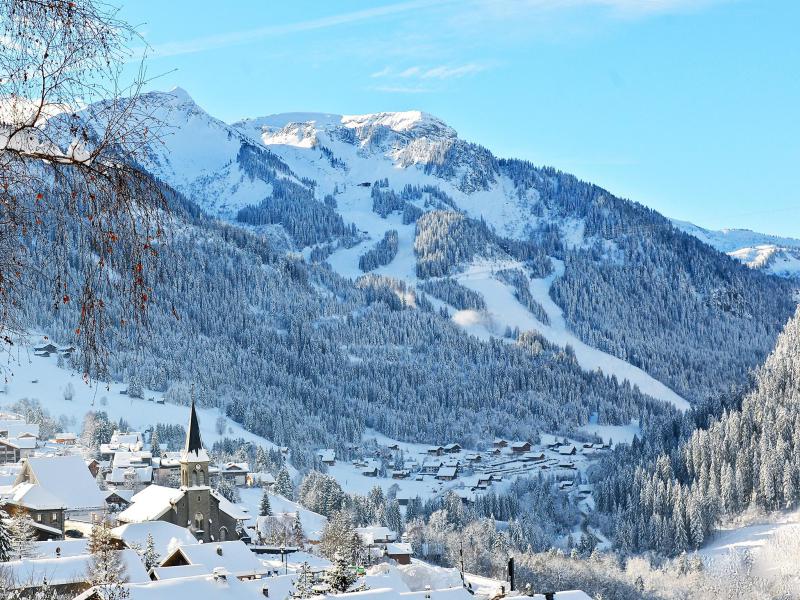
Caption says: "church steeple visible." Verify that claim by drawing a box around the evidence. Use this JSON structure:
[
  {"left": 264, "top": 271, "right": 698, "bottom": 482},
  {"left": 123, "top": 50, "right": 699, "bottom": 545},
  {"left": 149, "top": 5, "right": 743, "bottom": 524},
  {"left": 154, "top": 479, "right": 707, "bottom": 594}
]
[{"left": 184, "top": 399, "right": 204, "bottom": 456}]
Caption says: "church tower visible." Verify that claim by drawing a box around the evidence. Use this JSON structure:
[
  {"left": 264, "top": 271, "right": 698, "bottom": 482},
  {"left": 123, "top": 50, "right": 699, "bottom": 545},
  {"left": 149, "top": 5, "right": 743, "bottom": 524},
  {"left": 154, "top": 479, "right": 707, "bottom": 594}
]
[{"left": 180, "top": 400, "right": 212, "bottom": 541}]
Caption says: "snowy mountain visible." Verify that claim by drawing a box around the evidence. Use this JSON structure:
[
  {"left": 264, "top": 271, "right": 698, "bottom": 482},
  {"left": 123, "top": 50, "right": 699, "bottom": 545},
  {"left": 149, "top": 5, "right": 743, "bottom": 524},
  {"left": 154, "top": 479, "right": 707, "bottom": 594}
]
[
  {"left": 20, "top": 87, "right": 798, "bottom": 456},
  {"left": 672, "top": 219, "right": 800, "bottom": 278}
]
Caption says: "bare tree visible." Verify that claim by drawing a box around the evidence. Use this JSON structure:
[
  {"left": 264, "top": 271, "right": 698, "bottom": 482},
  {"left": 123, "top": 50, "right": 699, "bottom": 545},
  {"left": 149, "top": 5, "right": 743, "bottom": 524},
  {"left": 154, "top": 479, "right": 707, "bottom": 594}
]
[{"left": 0, "top": 0, "right": 167, "bottom": 375}]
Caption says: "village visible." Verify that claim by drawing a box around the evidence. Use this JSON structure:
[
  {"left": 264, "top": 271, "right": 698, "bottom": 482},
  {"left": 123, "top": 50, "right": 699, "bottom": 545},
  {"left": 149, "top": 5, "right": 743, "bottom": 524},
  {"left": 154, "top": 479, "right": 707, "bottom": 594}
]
[{"left": 0, "top": 397, "right": 593, "bottom": 600}]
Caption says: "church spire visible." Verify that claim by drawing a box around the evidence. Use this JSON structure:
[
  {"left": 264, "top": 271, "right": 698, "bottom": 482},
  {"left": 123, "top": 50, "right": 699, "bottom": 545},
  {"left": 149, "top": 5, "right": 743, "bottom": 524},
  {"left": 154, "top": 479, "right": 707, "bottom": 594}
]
[{"left": 184, "top": 399, "right": 204, "bottom": 456}]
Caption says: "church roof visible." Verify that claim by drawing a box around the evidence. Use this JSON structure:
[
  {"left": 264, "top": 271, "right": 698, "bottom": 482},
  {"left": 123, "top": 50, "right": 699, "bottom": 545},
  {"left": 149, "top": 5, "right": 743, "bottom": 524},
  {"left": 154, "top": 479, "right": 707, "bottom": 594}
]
[{"left": 182, "top": 400, "right": 209, "bottom": 462}]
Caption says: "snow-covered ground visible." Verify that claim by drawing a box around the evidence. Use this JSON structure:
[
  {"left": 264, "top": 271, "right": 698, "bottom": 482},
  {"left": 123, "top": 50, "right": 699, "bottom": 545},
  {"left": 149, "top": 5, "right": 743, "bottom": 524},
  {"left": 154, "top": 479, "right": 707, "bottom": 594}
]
[
  {"left": 700, "top": 510, "right": 800, "bottom": 565},
  {"left": 0, "top": 339, "right": 280, "bottom": 454},
  {"left": 239, "top": 487, "right": 328, "bottom": 542},
  {"left": 454, "top": 260, "right": 690, "bottom": 411}
]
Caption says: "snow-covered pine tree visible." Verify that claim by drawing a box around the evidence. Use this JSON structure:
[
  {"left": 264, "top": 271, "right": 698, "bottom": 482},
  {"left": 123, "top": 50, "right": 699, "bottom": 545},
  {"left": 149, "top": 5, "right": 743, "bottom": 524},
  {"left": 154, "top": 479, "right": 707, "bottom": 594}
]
[
  {"left": 149, "top": 429, "right": 162, "bottom": 458},
  {"left": 324, "top": 552, "right": 356, "bottom": 592},
  {"left": 292, "top": 561, "right": 314, "bottom": 599},
  {"left": 8, "top": 512, "right": 35, "bottom": 560},
  {"left": 292, "top": 512, "right": 305, "bottom": 547},
  {"left": 88, "top": 521, "right": 130, "bottom": 599},
  {"left": 260, "top": 488, "right": 272, "bottom": 517},
  {"left": 275, "top": 468, "right": 294, "bottom": 500},
  {"left": 0, "top": 509, "right": 11, "bottom": 561},
  {"left": 142, "top": 533, "right": 160, "bottom": 571}
]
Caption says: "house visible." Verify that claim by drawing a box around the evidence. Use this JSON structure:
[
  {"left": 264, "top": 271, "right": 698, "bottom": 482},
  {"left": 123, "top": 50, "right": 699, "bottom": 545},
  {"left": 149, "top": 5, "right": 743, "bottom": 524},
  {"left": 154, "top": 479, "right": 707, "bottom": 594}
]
[
  {"left": 34, "top": 343, "right": 58, "bottom": 354},
  {"left": 443, "top": 443, "right": 461, "bottom": 454},
  {"left": 558, "top": 480, "right": 574, "bottom": 491},
  {"left": 355, "top": 526, "right": 396, "bottom": 545},
  {"left": 220, "top": 462, "right": 250, "bottom": 486},
  {"left": 558, "top": 445, "right": 577, "bottom": 456},
  {"left": 11, "top": 454, "right": 107, "bottom": 522},
  {"left": 385, "top": 542, "right": 413, "bottom": 565},
  {"left": 3, "top": 484, "right": 65, "bottom": 539},
  {"left": 558, "top": 461, "right": 576, "bottom": 470},
  {"left": 362, "top": 466, "right": 378, "bottom": 477},
  {"left": 118, "top": 401, "right": 251, "bottom": 543},
  {"left": 511, "top": 442, "right": 532, "bottom": 453},
  {"left": 435, "top": 466, "right": 458, "bottom": 481},
  {"left": 391, "top": 469, "right": 410, "bottom": 479},
  {"left": 53, "top": 432, "right": 77, "bottom": 445},
  {"left": 427, "top": 446, "right": 444, "bottom": 456},
  {"left": 316, "top": 449, "right": 336, "bottom": 466},
  {"left": 492, "top": 439, "right": 508, "bottom": 449},
  {"left": 158, "top": 540, "right": 267, "bottom": 580},
  {"left": 2, "top": 549, "right": 149, "bottom": 597},
  {"left": 0, "top": 437, "right": 36, "bottom": 463},
  {"left": 0, "top": 416, "right": 40, "bottom": 439},
  {"left": 387, "top": 443, "right": 400, "bottom": 451},
  {"left": 420, "top": 459, "right": 443, "bottom": 474},
  {"left": 522, "top": 451, "right": 546, "bottom": 462},
  {"left": 465, "top": 453, "right": 482, "bottom": 463},
  {"left": 105, "top": 489, "right": 134, "bottom": 512}
]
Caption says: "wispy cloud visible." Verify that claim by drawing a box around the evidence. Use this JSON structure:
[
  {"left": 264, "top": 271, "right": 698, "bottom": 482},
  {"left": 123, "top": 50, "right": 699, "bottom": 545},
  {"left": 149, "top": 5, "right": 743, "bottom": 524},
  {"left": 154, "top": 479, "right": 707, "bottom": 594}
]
[
  {"left": 148, "top": 0, "right": 458, "bottom": 58},
  {"left": 371, "top": 63, "right": 489, "bottom": 82}
]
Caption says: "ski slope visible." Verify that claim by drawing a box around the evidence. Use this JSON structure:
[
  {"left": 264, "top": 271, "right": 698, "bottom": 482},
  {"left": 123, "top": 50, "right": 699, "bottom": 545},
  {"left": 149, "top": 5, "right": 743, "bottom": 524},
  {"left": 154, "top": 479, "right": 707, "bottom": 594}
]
[{"left": 455, "top": 260, "right": 691, "bottom": 411}]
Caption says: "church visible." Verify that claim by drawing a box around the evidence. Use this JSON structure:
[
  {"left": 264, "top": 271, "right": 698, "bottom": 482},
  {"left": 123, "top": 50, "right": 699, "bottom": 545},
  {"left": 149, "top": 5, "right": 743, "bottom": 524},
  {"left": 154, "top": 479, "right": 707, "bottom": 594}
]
[{"left": 118, "top": 401, "right": 251, "bottom": 543}]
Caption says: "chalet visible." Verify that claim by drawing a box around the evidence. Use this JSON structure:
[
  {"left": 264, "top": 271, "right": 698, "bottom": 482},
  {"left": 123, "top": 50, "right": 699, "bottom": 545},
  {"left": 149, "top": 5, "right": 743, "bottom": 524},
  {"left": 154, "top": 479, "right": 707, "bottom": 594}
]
[
  {"left": 385, "top": 542, "right": 413, "bottom": 565},
  {"left": 522, "top": 451, "right": 546, "bottom": 462},
  {"left": 443, "top": 443, "right": 461, "bottom": 454},
  {"left": 465, "top": 453, "right": 481, "bottom": 462},
  {"left": 427, "top": 446, "right": 444, "bottom": 456},
  {"left": 2, "top": 549, "right": 149, "bottom": 598},
  {"left": 53, "top": 432, "right": 77, "bottom": 445},
  {"left": 558, "top": 460, "right": 576, "bottom": 470},
  {"left": 158, "top": 540, "right": 267, "bottom": 580},
  {"left": 582, "top": 443, "right": 594, "bottom": 449},
  {"left": 492, "top": 439, "right": 508, "bottom": 449},
  {"left": 11, "top": 455, "right": 107, "bottom": 522},
  {"left": 86, "top": 458, "right": 101, "bottom": 478},
  {"left": 362, "top": 466, "right": 379, "bottom": 477},
  {"left": 117, "top": 402, "right": 251, "bottom": 543},
  {"left": 220, "top": 462, "right": 250, "bottom": 486},
  {"left": 34, "top": 343, "right": 58, "bottom": 354},
  {"left": 558, "top": 445, "right": 577, "bottom": 456},
  {"left": 0, "top": 437, "right": 36, "bottom": 463},
  {"left": 316, "top": 449, "right": 336, "bottom": 466},
  {"left": 105, "top": 489, "right": 133, "bottom": 512},
  {"left": 511, "top": 441, "right": 532, "bottom": 453},
  {"left": 477, "top": 476, "right": 492, "bottom": 487},
  {"left": 421, "top": 459, "right": 443, "bottom": 474},
  {"left": 355, "top": 526, "right": 396, "bottom": 545},
  {"left": 558, "top": 480, "right": 574, "bottom": 491},
  {"left": 387, "top": 443, "right": 400, "bottom": 451},
  {"left": 435, "top": 466, "right": 458, "bottom": 481},
  {"left": 0, "top": 416, "right": 40, "bottom": 439},
  {"left": 391, "top": 469, "right": 410, "bottom": 479},
  {"left": 75, "top": 571, "right": 267, "bottom": 600},
  {"left": 3, "top": 484, "right": 65, "bottom": 539}
]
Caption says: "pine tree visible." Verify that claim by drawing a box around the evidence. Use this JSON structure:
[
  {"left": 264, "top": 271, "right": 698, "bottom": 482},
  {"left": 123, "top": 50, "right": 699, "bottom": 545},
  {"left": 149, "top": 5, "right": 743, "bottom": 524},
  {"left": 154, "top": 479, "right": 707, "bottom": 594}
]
[
  {"left": 150, "top": 429, "right": 162, "bottom": 458},
  {"left": 88, "top": 521, "right": 130, "bottom": 599},
  {"left": 275, "top": 468, "right": 294, "bottom": 500},
  {"left": 9, "top": 512, "right": 35, "bottom": 560},
  {"left": 0, "top": 510, "right": 11, "bottom": 562},
  {"left": 292, "top": 512, "right": 305, "bottom": 547},
  {"left": 292, "top": 561, "right": 314, "bottom": 598},
  {"left": 260, "top": 488, "right": 272, "bottom": 517},
  {"left": 96, "top": 469, "right": 108, "bottom": 491},
  {"left": 324, "top": 552, "right": 356, "bottom": 592},
  {"left": 142, "top": 533, "right": 160, "bottom": 571}
]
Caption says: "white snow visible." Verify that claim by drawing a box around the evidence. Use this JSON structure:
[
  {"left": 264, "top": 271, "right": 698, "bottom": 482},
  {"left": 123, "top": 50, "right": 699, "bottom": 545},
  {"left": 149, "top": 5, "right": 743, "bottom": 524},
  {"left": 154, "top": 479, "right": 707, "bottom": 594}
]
[{"left": 455, "top": 260, "right": 690, "bottom": 410}]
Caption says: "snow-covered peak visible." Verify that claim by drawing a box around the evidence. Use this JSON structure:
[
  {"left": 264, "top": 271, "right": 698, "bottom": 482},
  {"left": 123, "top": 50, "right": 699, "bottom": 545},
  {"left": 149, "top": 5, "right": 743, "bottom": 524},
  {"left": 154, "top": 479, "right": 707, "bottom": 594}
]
[{"left": 341, "top": 110, "right": 455, "bottom": 138}]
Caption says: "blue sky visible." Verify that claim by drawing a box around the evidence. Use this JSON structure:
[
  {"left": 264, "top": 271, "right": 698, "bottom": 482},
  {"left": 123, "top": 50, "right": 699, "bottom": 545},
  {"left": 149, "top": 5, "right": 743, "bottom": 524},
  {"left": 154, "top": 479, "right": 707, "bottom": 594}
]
[{"left": 118, "top": 0, "right": 799, "bottom": 237}]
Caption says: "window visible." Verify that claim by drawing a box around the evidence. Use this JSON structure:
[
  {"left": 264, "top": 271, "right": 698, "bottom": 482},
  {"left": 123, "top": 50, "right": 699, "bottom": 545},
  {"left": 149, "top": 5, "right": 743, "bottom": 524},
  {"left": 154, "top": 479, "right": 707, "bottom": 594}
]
[
  {"left": 52, "top": 513, "right": 59, "bottom": 522},
  {"left": 194, "top": 512, "right": 204, "bottom": 531},
  {"left": 36, "top": 513, "right": 42, "bottom": 522},
  {"left": 219, "top": 526, "right": 228, "bottom": 541}
]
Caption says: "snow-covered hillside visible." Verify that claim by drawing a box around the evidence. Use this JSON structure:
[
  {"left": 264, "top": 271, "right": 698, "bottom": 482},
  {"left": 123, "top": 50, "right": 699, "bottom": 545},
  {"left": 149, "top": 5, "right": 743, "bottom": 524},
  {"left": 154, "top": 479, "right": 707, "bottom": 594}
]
[{"left": 672, "top": 219, "right": 800, "bottom": 278}]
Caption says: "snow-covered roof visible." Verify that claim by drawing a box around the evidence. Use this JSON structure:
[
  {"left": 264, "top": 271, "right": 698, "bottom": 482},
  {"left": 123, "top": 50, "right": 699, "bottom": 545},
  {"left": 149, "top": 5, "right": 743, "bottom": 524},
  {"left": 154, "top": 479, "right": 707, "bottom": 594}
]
[
  {"left": 211, "top": 489, "right": 251, "bottom": 521},
  {"left": 18, "top": 455, "right": 107, "bottom": 511},
  {"left": 356, "top": 526, "right": 397, "bottom": 544},
  {"left": 33, "top": 539, "right": 89, "bottom": 558},
  {"left": 118, "top": 484, "right": 185, "bottom": 523},
  {"left": 75, "top": 571, "right": 269, "bottom": 600},
  {"left": 436, "top": 466, "right": 457, "bottom": 478},
  {"left": 112, "top": 451, "right": 153, "bottom": 467},
  {"left": 162, "top": 540, "right": 267, "bottom": 578},
  {"left": 107, "top": 465, "right": 153, "bottom": 484},
  {"left": 531, "top": 593, "right": 593, "bottom": 600},
  {"left": 9, "top": 481, "right": 65, "bottom": 510},
  {"left": 222, "top": 462, "right": 250, "bottom": 472},
  {"left": 385, "top": 542, "right": 413, "bottom": 555},
  {"left": 151, "top": 564, "right": 210, "bottom": 580},
  {"left": 2, "top": 549, "right": 149, "bottom": 589},
  {"left": 1, "top": 437, "right": 37, "bottom": 449},
  {"left": 112, "top": 520, "right": 198, "bottom": 558},
  {"left": 558, "top": 445, "right": 576, "bottom": 455}
]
